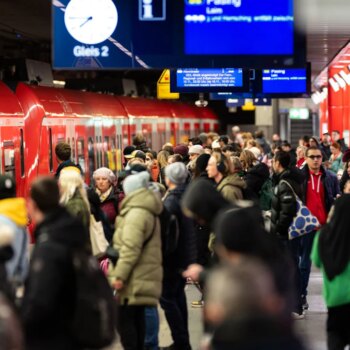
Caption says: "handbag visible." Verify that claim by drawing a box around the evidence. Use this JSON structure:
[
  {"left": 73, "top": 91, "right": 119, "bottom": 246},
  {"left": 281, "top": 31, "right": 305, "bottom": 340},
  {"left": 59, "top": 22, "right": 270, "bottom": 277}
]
[
  {"left": 89, "top": 215, "right": 109, "bottom": 258},
  {"left": 280, "top": 180, "right": 320, "bottom": 240}
]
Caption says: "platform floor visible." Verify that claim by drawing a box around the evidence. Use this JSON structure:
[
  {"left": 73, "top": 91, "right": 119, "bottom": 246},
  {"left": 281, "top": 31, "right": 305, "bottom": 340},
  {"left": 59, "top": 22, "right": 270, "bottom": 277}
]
[{"left": 109, "top": 270, "right": 327, "bottom": 350}]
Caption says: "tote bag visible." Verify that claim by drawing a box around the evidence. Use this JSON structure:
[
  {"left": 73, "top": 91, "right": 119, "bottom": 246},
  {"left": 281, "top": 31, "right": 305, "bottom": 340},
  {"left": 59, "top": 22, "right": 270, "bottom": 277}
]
[
  {"left": 280, "top": 180, "right": 320, "bottom": 240},
  {"left": 89, "top": 215, "right": 109, "bottom": 257}
]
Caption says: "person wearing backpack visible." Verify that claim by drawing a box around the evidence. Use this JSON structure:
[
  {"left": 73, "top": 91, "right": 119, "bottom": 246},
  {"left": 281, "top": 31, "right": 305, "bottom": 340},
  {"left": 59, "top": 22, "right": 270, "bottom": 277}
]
[
  {"left": 160, "top": 162, "right": 197, "bottom": 350},
  {"left": 108, "top": 171, "right": 163, "bottom": 350},
  {"left": 21, "top": 177, "right": 91, "bottom": 350}
]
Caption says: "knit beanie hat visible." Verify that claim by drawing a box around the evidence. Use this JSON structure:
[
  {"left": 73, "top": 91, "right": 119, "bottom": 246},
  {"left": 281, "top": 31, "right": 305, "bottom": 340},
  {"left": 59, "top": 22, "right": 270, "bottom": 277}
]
[
  {"left": 174, "top": 144, "right": 189, "bottom": 157},
  {"left": 189, "top": 145, "right": 204, "bottom": 155},
  {"left": 165, "top": 162, "right": 188, "bottom": 185},
  {"left": 195, "top": 153, "right": 211, "bottom": 173},
  {"left": 93, "top": 167, "right": 117, "bottom": 184},
  {"left": 123, "top": 171, "right": 150, "bottom": 195}
]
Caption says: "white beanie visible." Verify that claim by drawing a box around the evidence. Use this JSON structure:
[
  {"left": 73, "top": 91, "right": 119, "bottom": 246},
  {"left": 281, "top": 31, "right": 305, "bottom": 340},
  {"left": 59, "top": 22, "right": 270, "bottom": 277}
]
[
  {"left": 123, "top": 171, "right": 150, "bottom": 195},
  {"left": 93, "top": 167, "right": 117, "bottom": 184},
  {"left": 248, "top": 147, "right": 261, "bottom": 159},
  {"left": 165, "top": 162, "right": 188, "bottom": 185},
  {"left": 211, "top": 140, "right": 221, "bottom": 149},
  {"left": 189, "top": 145, "right": 204, "bottom": 155}
]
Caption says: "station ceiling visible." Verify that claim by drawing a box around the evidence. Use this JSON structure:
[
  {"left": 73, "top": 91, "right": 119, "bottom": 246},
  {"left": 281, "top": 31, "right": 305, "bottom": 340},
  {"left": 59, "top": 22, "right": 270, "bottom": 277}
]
[{"left": 1, "top": 0, "right": 350, "bottom": 89}]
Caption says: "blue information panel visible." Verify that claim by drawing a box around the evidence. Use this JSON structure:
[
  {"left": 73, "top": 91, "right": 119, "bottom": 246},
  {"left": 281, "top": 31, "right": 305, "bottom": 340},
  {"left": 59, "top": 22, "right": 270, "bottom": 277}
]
[
  {"left": 185, "top": 0, "right": 294, "bottom": 55},
  {"left": 171, "top": 68, "right": 248, "bottom": 92},
  {"left": 262, "top": 69, "right": 307, "bottom": 94},
  {"left": 52, "top": 0, "right": 301, "bottom": 69},
  {"left": 210, "top": 92, "right": 253, "bottom": 100}
]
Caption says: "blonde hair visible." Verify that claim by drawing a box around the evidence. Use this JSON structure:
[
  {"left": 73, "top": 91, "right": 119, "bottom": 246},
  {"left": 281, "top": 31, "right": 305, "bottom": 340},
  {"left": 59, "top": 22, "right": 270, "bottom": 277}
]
[
  {"left": 59, "top": 169, "right": 90, "bottom": 210},
  {"left": 157, "top": 150, "right": 170, "bottom": 168},
  {"left": 240, "top": 149, "right": 257, "bottom": 170}
]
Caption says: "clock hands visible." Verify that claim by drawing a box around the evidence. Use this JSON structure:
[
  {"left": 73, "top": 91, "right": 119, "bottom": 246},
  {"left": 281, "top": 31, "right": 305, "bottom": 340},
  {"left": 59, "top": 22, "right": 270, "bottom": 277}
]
[{"left": 80, "top": 16, "right": 93, "bottom": 27}]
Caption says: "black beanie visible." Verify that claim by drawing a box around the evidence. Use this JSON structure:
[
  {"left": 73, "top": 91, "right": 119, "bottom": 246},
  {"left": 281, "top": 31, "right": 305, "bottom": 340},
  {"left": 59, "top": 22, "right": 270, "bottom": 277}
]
[{"left": 195, "top": 153, "right": 211, "bottom": 173}]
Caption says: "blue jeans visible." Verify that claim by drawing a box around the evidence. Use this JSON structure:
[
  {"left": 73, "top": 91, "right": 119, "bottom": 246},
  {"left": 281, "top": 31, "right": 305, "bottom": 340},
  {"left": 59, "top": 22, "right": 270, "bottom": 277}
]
[
  {"left": 144, "top": 307, "right": 159, "bottom": 349},
  {"left": 300, "top": 230, "right": 317, "bottom": 297}
]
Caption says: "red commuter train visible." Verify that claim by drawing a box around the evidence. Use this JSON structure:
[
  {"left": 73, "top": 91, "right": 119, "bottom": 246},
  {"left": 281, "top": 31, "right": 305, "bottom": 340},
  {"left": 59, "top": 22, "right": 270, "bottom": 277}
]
[{"left": 0, "top": 82, "right": 219, "bottom": 197}]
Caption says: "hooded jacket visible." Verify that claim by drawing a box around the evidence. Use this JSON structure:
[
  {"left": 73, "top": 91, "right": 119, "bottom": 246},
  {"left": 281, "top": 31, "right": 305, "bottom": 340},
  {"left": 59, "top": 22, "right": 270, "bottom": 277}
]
[
  {"left": 301, "top": 165, "right": 339, "bottom": 213},
  {"left": 0, "top": 198, "right": 28, "bottom": 283},
  {"left": 217, "top": 174, "right": 246, "bottom": 203},
  {"left": 270, "top": 168, "right": 305, "bottom": 238},
  {"left": 108, "top": 188, "right": 163, "bottom": 306},
  {"left": 22, "top": 207, "right": 89, "bottom": 350},
  {"left": 163, "top": 183, "right": 197, "bottom": 272},
  {"left": 244, "top": 162, "right": 270, "bottom": 198}
]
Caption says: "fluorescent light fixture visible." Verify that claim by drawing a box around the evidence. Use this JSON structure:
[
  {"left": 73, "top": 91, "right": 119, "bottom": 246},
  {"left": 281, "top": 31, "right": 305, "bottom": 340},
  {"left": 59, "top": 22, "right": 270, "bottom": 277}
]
[{"left": 329, "top": 77, "right": 340, "bottom": 92}]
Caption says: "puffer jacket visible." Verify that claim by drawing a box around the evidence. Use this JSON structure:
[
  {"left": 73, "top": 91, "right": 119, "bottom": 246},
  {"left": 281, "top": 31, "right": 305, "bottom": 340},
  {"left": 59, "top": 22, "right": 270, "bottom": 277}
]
[
  {"left": 0, "top": 198, "right": 28, "bottom": 283},
  {"left": 108, "top": 188, "right": 163, "bottom": 306},
  {"left": 270, "top": 168, "right": 305, "bottom": 239},
  {"left": 216, "top": 174, "right": 246, "bottom": 203}
]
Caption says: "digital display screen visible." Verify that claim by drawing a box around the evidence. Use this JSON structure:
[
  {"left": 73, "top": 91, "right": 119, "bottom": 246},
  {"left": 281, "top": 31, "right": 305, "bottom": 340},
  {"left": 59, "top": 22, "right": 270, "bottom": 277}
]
[
  {"left": 53, "top": 0, "right": 303, "bottom": 70},
  {"left": 185, "top": 0, "right": 294, "bottom": 55},
  {"left": 171, "top": 68, "right": 248, "bottom": 92},
  {"left": 210, "top": 92, "right": 253, "bottom": 100},
  {"left": 262, "top": 68, "right": 307, "bottom": 94}
]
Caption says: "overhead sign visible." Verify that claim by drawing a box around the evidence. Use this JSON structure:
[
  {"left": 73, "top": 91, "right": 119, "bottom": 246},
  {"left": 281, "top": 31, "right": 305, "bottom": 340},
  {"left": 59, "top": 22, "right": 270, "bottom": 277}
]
[
  {"left": 157, "top": 70, "right": 180, "bottom": 99},
  {"left": 226, "top": 99, "right": 245, "bottom": 108},
  {"left": 210, "top": 92, "right": 254, "bottom": 100},
  {"left": 253, "top": 98, "right": 272, "bottom": 106},
  {"left": 289, "top": 108, "right": 309, "bottom": 120}
]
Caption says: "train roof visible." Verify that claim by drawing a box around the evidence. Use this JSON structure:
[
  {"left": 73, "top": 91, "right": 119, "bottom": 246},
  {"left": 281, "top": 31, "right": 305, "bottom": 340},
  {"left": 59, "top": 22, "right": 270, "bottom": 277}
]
[{"left": 0, "top": 82, "right": 24, "bottom": 117}]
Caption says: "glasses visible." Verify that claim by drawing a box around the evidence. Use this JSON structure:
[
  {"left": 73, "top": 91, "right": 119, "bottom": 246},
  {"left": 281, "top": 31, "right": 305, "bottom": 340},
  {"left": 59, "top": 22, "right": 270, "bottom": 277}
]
[{"left": 307, "top": 155, "right": 322, "bottom": 160}]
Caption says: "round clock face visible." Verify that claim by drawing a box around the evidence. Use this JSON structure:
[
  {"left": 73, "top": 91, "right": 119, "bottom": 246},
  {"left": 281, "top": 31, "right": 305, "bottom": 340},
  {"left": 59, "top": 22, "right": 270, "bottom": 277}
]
[{"left": 64, "top": 0, "right": 118, "bottom": 45}]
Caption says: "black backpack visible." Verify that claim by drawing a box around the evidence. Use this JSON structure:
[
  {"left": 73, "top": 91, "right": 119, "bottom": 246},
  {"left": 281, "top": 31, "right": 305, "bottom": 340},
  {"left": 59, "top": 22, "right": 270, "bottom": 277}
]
[
  {"left": 158, "top": 207, "right": 180, "bottom": 258},
  {"left": 71, "top": 250, "right": 116, "bottom": 348}
]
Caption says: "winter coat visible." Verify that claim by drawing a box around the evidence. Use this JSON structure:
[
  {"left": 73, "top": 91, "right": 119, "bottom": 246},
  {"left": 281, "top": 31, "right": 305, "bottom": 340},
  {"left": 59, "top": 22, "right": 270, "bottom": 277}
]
[
  {"left": 270, "top": 168, "right": 305, "bottom": 238},
  {"left": 98, "top": 186, "right": 119, "bottom": 231},
  {"left": 320, "top": 143, "right": 331, "bottom": 160},
  {"left": 108, "top": 188, "right": 163, "bottom": 306},
  {"left": 55, "top": 160, "right": 82, "bottom": 178},
  {"left": 0, "top": 226, "right": 14, "bottom": 301},
  {"left": 337, "top": 138, "right": 348, "bottom": 153},
  {"left": 0, "top": 198, "right": 28, "bottom": 283},
  {"left": 22, "top": 207, "right": 89, "bottom": 350},
  {"left": 302, "top": 166, "right": 340, "bottom": 213},
  {"left": 216, "top": 174, "right": 246, "bottom": 203},
  {"left": 65, "top": 190, "right": 90, "bottom": 229},
  {"left": 163, "top": 183, "right": 197, "bottom": 272},
  {"left": 244, "top": 162, "right": 270, "bottom": 198}
]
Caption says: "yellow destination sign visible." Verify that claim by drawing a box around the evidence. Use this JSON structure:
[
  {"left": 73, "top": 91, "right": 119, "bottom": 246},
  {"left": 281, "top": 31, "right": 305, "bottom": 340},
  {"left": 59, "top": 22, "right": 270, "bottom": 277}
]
[{"left": 157, "top": 69, "right": 180, "bottom": 99}]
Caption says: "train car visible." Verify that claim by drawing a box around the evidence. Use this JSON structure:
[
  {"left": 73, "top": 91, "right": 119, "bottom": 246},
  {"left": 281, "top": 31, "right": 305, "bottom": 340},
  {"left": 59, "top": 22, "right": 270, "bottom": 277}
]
[
  {"left": 8, "top": 83, "right": 219, "bottom": 197},
  {"left": 0, "top": 82, "right": 26, "bottom": 196}
]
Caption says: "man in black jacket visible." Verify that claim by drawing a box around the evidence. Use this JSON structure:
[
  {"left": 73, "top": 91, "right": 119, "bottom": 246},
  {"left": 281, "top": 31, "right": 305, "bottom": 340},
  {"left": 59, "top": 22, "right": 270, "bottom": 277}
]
[
  {"left": 331, "top": 130, "right": 348, "bottom": 152},
  {"left": 54, "top": 142, "right": 82, "bottom": 178},
  {"left": 22, "top": 177, "right": 89, "bottom": 350},
  {"left": 161, "top": 162, "right": 197, "bottom": 350},
  {"left": 270, "top": 151, "right": 305, "bottom": 319}
]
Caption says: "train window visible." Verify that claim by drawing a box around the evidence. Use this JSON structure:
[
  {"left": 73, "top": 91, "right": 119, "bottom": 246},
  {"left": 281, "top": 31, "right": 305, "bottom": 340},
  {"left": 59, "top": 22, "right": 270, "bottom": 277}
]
[
  {"left": 88, "top": 137, "right": 95, "bottom": 180},
  {"left": 3, "top": 141, "right": 15, "bottom": 178},
  {"left": 72, "top": 137, "right": 76, "bottom": 161},
  {"left": 99, "top": 136, "right": 103, "bottom": 168},
  {"left": 20, "top": 129, "right": 25, "bottom": 177},
  {"left": 77, "top": 139, "right": 85, "bottom": 174},
  {"left": 48, "top": 128, "right": 53, "bottom": 173}
]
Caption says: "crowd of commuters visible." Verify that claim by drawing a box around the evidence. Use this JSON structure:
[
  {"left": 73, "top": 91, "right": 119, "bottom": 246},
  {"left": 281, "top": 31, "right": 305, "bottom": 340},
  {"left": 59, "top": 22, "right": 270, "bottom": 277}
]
[{"left": 0, "top": 127, "right": 349, "bottom": 350}]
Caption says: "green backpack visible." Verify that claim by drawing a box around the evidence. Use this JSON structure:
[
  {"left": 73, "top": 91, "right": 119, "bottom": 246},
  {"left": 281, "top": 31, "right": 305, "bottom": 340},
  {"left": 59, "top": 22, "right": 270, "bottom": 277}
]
[{"left": 259, "top": 178, "right": 273, "bottom": 211}]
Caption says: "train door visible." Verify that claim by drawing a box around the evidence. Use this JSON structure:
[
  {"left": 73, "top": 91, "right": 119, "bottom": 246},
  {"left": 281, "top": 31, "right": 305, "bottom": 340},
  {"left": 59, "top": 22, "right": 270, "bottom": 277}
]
[
  {"left": 66, "top": 119, "right": 76, "bottom": 161},
  {"left": 193, "top": 122, "right": 200, "bottom": 137},
  {"left": 94, "top": 118, "right": 103, "bottom": 169}
]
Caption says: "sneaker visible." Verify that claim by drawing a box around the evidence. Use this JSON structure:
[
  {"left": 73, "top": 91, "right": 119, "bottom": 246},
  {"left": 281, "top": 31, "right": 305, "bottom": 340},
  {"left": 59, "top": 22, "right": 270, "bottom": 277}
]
[
  {"left": 301, "top": 295, "right": 309, "bottom": 310},
  {"left": 292, "top": 311, "right": 305, "bottom": 320},
  {"left": 191, "top": 300, "right": 204, "bottom": 308}
]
